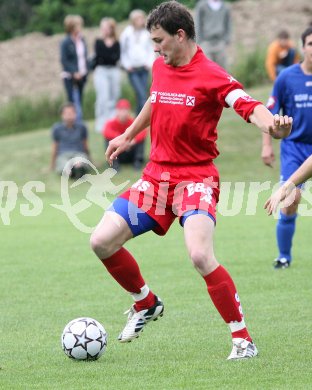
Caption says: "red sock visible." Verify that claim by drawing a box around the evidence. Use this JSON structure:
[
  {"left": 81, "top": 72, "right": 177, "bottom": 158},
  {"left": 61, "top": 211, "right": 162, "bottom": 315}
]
[
  {"left": 203, "top": 265, "right": 252, "bottom": 342},
  {"left": 101, "top": 247, "right": 145, "bottom": 293},
  {"left": 101, "top": 247, "right": 155, "bottom": 310}
]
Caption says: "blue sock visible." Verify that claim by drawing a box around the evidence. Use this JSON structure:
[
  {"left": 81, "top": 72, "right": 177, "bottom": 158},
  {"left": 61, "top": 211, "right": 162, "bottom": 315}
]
[{"left": 276, "top": 212, "right": 297, "bottom": 262}]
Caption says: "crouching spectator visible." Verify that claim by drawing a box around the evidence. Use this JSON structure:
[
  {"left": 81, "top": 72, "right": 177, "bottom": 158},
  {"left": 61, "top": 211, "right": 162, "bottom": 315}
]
[
  {"left": 265, "top": 30, "right": 300, "bottom": 81},
  {"left": 103, "top": 99, "right": 147, "bottom": 171},
  {"left": 50, "top": 102, "right": 91, "bottom": 178}
]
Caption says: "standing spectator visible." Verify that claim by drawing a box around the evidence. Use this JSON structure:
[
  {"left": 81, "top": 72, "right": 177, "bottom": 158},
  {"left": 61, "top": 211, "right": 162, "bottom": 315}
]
[
  {"left": 60, "top": 15, "right": 88, "bottom": 121},
  {"left": 93, "top": 18, "right": 121, "bottom": 132},
  {"left": 265, "top": 30, "right": 300, "bottom": 82},
  {"left": 50, "top": 103, "right": 90, "bottom": 178},
  {"left": 102, "top": 99, "right": 147, "bottom": 171},
  {"left": 120, "top": 9, "right": 155, "bottom": 115},
  {"left": 195, "top": 0, "right": 232, "bottom": 69},
  {"left": 262, "top": 27, "right": 312, "bottom": 269}
]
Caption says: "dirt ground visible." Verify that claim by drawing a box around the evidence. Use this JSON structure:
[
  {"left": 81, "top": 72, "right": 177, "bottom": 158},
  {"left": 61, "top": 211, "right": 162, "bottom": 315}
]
[{"left": 0, "top": 0, "right": 311, "bottom": 107}]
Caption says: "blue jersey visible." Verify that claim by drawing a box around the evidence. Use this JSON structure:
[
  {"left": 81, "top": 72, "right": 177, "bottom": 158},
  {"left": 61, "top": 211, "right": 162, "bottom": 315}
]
[{"left": 267, "top": 64, "right": 312, "bottom": 144}]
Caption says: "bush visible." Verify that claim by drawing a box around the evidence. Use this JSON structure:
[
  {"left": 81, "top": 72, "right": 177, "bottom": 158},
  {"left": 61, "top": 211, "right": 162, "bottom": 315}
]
[
  {"left": 231, "top": 45, "right": 270, "bottom": 88},
  {"left": 0, "top": 96, "right": 61, "bottom": 136}
]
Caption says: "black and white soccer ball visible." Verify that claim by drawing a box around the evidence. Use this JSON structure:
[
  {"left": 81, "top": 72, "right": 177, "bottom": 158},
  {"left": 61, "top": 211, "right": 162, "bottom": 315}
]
[{"left": 61, "top": 317, "right": 107, "bottom": 360}]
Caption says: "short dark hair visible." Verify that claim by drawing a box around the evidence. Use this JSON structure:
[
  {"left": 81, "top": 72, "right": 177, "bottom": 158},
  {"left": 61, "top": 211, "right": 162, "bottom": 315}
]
[
  {"left": 59, "top": 102, "right": 76, "bottom": 114},
  {"left": 146, "top": 1, "right": 195, "bottom": 40},
  {"left": 301, "top": 27, "right": 312, "bottom": 46},
  {"left": 277, "top": 30, "right": 290, "bottom": 40}
]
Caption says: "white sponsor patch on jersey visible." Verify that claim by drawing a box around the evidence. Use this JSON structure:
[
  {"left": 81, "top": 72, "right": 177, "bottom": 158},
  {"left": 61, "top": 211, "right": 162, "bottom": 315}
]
[{"left": 150, "top": 90, "right": 195, "bottom": 107}]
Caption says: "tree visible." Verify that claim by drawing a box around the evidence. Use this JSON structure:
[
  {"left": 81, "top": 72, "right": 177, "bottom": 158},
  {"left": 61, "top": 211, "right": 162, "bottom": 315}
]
[
  {"left": 0, "top": 0, "right": 237, "bottom": 41},
  {"left": 0, "top": 0, "right": 33, "bottom": 40}
]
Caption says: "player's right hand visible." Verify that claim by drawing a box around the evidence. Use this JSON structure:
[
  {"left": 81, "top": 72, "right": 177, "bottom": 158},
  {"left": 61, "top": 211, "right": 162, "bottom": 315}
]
[
  {"left": 105, "top": 133, "right": 132, "bottom": 166},
  {"left": 268, "top": 114, "right": 292, "bottom": 139},
  {"left": 261, "top": 144, "right": 275, "bottom": 167}
]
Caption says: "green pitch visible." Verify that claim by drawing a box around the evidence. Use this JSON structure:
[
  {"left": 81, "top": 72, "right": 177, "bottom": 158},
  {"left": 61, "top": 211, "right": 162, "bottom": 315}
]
[{"left": 1, "top": 86, "right": 312, "bottom": 389}]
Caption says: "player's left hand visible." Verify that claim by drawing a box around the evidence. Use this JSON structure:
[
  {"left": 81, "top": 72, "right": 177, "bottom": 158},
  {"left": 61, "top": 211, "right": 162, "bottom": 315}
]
[{"left": 268, "top": 114, "right": 292, "bottom": 139}]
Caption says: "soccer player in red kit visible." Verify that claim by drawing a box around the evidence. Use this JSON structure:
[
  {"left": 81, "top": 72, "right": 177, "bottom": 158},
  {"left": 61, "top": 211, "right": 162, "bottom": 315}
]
[{"left": 90, "top": 1, "right": 292, "bottom": 359}]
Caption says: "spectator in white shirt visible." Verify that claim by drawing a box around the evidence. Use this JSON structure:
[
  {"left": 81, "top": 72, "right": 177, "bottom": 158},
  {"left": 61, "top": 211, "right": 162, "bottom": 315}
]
[{"left": 120, "top": 9, "right": 155, "bottom": 114}]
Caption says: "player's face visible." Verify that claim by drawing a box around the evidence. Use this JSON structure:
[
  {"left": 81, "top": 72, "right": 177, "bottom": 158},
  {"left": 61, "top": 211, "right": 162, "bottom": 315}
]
[
  {"left": 150, "top": 26, "right": 183, "bottom": 66},
  {"left": 303, "top": 34, "right": 312, "bottom": 65}
]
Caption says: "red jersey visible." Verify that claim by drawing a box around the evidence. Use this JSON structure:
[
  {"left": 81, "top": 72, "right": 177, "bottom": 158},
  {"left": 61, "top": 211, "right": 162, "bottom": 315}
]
[
  {"left": 149, "top": 47, "right": 261, "bottom": 165},
  {"left": 103, "top": 117, "right": 147, "bottom": 144}
]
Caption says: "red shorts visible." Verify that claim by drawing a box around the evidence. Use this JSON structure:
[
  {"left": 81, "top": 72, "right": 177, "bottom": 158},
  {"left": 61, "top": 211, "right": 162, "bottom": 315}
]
[{"left": 119, "top": 161, "right": 220, "bottom": 235}]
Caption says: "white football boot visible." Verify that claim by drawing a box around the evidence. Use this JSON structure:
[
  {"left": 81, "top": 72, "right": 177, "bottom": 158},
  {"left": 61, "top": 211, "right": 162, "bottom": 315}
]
[
  {"left": 227, "top": 338, "right": 258, "bottom": 360},
  {"left": 118, "top": 296, "right": 164, "bottom": 342}
]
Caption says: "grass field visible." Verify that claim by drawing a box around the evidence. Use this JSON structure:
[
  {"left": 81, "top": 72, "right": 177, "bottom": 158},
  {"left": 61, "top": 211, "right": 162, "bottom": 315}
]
[{"left": 1, "top": 85, "right": 312, "bottom": 389}]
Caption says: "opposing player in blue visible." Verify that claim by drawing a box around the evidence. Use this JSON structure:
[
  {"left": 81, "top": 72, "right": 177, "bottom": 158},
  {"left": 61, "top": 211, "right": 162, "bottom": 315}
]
[
  {"left": 265, "top": 154, "right": 312, "bottom": 215},
  {"left": 262, "top": 27, "right": 312, "bottom": 269}
]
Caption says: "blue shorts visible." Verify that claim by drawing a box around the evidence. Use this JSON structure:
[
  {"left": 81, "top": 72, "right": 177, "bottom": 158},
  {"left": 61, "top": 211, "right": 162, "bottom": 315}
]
[
  {"left": 109, "top": 197, "right": 215, "bottom": 237},
  {"left": 280, "top": 140, "right": 312, "bottom": 186},
  {"left": 113, "top": 161, "right": 219, "bottom": 236}
]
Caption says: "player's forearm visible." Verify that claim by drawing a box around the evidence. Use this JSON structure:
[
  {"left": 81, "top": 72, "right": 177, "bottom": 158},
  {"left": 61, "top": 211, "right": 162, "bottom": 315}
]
[
  {"left": 286, "top": 155, "right": 312, "bottom": 187},
  {"left": 249, "top": 104, "right": 275, "bottom": 134},
  {"left": 124, "top": 98, "right": 151, "bottom": 141},
  {"left": 262, "top": 131, "right": 272, "bottom": 147}
]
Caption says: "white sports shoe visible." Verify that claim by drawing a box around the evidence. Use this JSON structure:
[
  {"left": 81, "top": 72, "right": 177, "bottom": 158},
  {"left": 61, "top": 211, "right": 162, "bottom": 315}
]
[
  {"left": 118, "top": 296, "right": 164, "bottom": 343},
  {"left": 227, "top": 338, "right": 258, "bottom": 360}
]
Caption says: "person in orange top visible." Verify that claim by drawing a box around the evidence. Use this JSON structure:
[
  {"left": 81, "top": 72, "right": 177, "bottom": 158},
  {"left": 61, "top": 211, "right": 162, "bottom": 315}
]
[
  {"left": 265, "top": 30, "right": 300, "bottom": 81},
  {"left": 102, "top": 99, "right": 147, "bottom": 171}
]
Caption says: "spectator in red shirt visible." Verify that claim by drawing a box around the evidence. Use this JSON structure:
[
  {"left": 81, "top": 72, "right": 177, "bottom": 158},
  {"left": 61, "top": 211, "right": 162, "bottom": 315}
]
[{"left": 102, "top": 99, "right": 147, "bottom": 171}]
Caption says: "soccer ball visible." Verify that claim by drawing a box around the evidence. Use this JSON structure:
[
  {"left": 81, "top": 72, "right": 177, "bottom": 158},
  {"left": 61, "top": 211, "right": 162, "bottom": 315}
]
[{"left": 61, "top": 317, "right": 107, "bottom": 360}]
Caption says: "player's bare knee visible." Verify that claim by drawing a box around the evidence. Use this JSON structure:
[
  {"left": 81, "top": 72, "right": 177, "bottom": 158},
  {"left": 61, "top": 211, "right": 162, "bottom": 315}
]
[
  {"left": 190, "top": 249, "right": 212, "bottom": 271},
  {"left": 90, "top": 231, "right": 116, "bottom": 259},
  {"left": 89, "top": 231, "right": 104, "bottom": 256}
]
